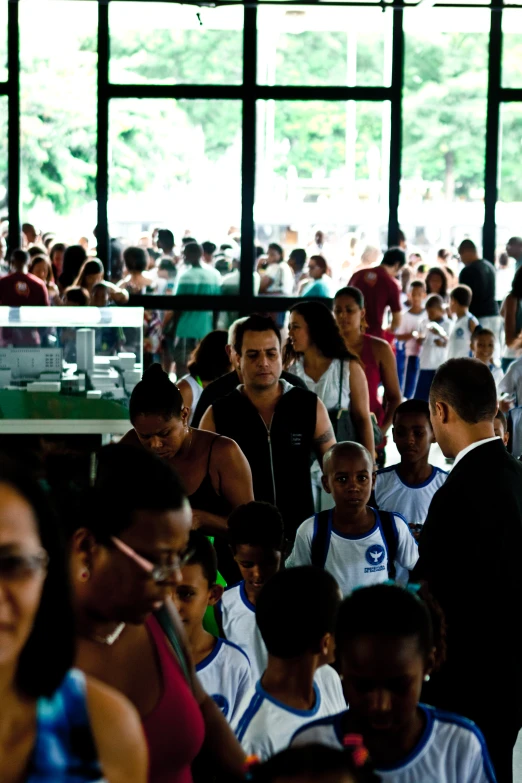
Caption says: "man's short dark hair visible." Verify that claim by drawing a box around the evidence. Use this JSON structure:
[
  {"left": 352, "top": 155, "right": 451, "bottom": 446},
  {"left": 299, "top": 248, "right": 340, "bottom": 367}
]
[
  {"left": 393, "top": 399, "right": 431, "bottom": 426},
  {"left": 458, "top": 239, "right": 477, "bottom": 254},
  {"left": 11, "top": 249, "right": 29, "bottom": 267},
  {"left": 234, "top": 314, "right": 281, "bottom": 355},
  {"left": 381, "top": 247, "right": 406, "bottom": 269},
  {"left": 157, "top": 229, "right": 174, "bottom": 252},
  {"left": 182, "top": 236, "right": 198, "bottom": 246},
  {"left": 450, "top": 285, "right": 473, "bottom": 308},
  {"left": 183, "top": 242, "right": 203, "bottom": 266},
  {"left": 123, "top": 246, "right": 148, "bottom": 273},
  {"left": 256, "top": 567, "right": 341, "bottom": 658},
  {"left": 202, "top": 241, "right": 217, "bottom": 256},
  {"left": 430, "top": 358, "right": 497, "bottom": 424}
]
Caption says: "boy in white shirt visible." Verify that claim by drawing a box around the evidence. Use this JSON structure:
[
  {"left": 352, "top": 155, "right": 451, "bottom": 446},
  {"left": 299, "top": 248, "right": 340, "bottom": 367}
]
[
  {"left": 286, "top": 442, "right": 418, "bottom": 596},
  {"left": 471, "top": 328, "right": 504, "bottom": 388},
  {"left": 172, "top": 531, "right": 252, "bottom": 723},
  {"left": 413, "top": 294, "right": 452, "bottom": 402},
  {"left": 448, "top": 284, "right": 479, "bottom": 359},
  {"left": 232, "top": 567, "right": 343, "bottom": 761},
  {"left": 395, "top": 280, "right": 426, "bottom": 399}
]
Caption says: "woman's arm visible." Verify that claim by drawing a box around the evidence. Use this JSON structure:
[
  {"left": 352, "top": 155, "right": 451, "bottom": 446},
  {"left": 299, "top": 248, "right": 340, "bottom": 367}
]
[
  {"left": 86, "top": 676, "right": 148, "bottom": 783},
  {"left": 105, "top": 281, "right": 130, "bottom": 304},
  {"left": 503, "top": 295, "right": 520, "bottom": 347},
  {"left": 375, "top": 340, "right": 402, "bottom": 435},
  {"left": 177, "top": 379, "right": 194, "bottom": 415},
  {"left": 348, "top": 359, "right": 375, "bottom": 456},
  {"left": 312, "top": 398, "right": 336, "bottom": 465}
]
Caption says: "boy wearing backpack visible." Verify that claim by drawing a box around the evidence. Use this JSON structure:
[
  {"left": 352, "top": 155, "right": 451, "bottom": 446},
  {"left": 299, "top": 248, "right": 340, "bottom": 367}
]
[{"left": 286, "top": 442, "right": 418, "bottom": 595}]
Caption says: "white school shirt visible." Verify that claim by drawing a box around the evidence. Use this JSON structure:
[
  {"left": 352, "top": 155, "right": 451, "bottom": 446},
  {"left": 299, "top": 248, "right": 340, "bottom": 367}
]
[
  {"left": 196, "top": 637, "right": 253, "bottom": 724},
  {"left": 447, "top": 313, "right": 479, "bottom": 359},
  {"left": 419, "top": 316, "right": 452, "bottom": 370},
  {"left": 290, "top": 704, "right": 496, "bottom": 783},
  {"left": 488, "top": 363, "right": 504, "bottom": 388},
  {"left": 400, "top": 310, "right": 425, "bottom": 357},
  {"left": 285, "top": 509, "right": 418, "bottom": 597},
  {"left": 232, "top": 673, "right": 346, "bottom": 761},
  {"left": 499, "top": 355, "right": 522, "bottom": 405},
  {"left": 375, "top": 465, "right": 448, "bottom": 527}
]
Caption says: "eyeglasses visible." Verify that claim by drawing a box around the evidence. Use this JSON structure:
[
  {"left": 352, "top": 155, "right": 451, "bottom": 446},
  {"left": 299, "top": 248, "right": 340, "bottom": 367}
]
[
  {"left": 110, "top": 536, "right": 193, "bottom": 584},
  {"left": 0, "top": 549, "right": 49, "bottom": 581}
]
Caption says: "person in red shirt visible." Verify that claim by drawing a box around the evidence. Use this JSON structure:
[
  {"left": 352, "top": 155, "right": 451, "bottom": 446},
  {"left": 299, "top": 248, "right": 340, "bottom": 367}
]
[
  {"left": 349, "top": 247, "right": 405, "bottom": 344},
  {"left": 0, "top": 249, "right": 50, "bottom": 306}
]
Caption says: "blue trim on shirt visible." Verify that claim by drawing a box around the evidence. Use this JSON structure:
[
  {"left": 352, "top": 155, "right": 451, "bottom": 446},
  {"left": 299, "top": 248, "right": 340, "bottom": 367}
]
[
  {"left": 196, "top": 637, "right": 222, "bottom": 673},
  {"left": 331, "top": 509, "right": 380, "bottom": 541},
  {"left": 221, "top": 638, "right": 251, "bottom": 665},
  {"left": 431, "top": 707, "right": 498, "bottom": 783},
  {"left": 375, "top": 704, "right": 435, "bottom": 772},
  {"left": 254, "top": 679, "right": 322, "bottom": 718},
  {"left": 377, "top": 464, "right": 448, "bottom": 489},
  {"left": 291, "top": 709, "right": 348, "bottom": 747},
  {"left": 236, "top": 691, "right": 265, "bottom": 742},
  {"left": 239, "top": 581, "right": 256, "bottom": 613},
  {"left": 224, "top": 580, "right": 243, "bottom": 592}
]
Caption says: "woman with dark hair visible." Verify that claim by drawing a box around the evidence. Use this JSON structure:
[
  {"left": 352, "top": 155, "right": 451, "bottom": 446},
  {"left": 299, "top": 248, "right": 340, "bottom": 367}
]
[
  {"left": 121, "top": 364, "right": 253, "bottom": 541},
  {"left": 58, "top": 244, "right": 87, "bottom": 291},
  {"left": 49, "top": 241, "right": 67, "bottom": 279},
  {"left": 30, "top": 256, "right": 60, "bottom": 303},
  {"left": 501, "top": 265, "right": 522, "bottom": 371},
  {"left": 178, "top": 330, "right": 232, "bottom": 424},
  {"left": 425, "top": 267, "right": 448, "bottom": 302},
  {"left": 69, "top": 445, "right": 245, "bottom": 783},
  {"left": 73, "top": 259, "right": 129, "bottom": 304},
  {"left": 300, "top": 255, "right": 335, "bottom": 298},
  {"left": 334, "top": 287, "right": 402, "bottom": 463},
  {"left": 0, "top": 456, "right": 147, "bottom": 782}
]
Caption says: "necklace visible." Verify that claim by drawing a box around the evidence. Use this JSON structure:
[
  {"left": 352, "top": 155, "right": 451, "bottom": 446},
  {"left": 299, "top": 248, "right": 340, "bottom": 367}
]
[{"left": 91, "top": 622, "right": 126, "bottom": 646}]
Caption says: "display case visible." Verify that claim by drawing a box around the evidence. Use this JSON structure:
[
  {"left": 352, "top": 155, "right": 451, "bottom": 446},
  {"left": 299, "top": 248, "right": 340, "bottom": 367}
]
[{"left": 0, "top": 307, "right": 144, "bottom": 434}]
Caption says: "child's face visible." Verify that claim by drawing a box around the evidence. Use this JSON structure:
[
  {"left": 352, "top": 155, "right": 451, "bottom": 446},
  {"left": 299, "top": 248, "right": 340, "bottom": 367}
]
[
  {"left": 340, "top": 634, "right": 428, "bottom": 738},
  {"left": 321, "top": 452, "right": 374, "bottom": 514},
  {"left": 393, "top": 413, "right": 434, "bottom": 464},
  {"left": 172, "top": 563, "right": 222, "bottom": 635},
  {"left": 410, "top": 287, "right": 425, "bottom": 308},
  {"left": 426, "top": 305, "right": 443, "bottom": 322},
  {"left": 472, "top": 333, "right": 495, "bottom": 364},
  {"left": 449, "top": 297, "right": 459, "bottom": 316},
  {"left": 494, "top": 418, "right": 510, "bottom": 447},
  {"left": 233, "top": 544, "right": 282, "bottom": 601}
]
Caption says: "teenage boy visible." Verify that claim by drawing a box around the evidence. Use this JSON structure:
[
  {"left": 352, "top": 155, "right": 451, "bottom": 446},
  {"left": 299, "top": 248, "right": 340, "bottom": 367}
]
[
  {"left": 395, "top": 280, "right": 426, "bottom": 398},
  {"left": 375, "top": 400, "right": 448, "bottom": 537},
  {"left": 286, "top": 442, "right": 418, "bottom": 596},
  {"left": 232, "top": 567, "right": 343, "bottom": 760},
  {"left": 448, "top": 284, "right": 479, "bottom": 359},
  {"left": 172, "top": 531, "right": 252, "bottom": 723}
]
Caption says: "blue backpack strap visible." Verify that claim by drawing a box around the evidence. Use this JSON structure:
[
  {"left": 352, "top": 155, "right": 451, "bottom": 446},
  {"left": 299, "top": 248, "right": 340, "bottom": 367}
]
[
  {"left": 378, "top": 510, "right": 398, "bottom": 579},
  {"left": 310, "top": 509, "right": 333, "bottom": 570}
]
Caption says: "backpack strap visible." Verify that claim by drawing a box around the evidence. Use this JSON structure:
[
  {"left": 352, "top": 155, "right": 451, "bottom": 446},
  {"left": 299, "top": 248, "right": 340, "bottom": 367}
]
[
  {"left": 378, "top": 510, "right": 399, "bottom": 580},
  {"left": 310, "top": 509, "right": 333, "bottom": 570}
]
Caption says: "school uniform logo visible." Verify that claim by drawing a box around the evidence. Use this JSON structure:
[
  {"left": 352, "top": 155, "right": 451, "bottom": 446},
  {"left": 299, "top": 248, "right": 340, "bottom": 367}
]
[
  {"left": 456, "top": 327, "right": 464, "bottom": 338},
  {"left": 211, "top": 694, "right": 230, "bottom": 718},
  {"left": 364, "top": 544, "right": 386, "bottom": 573}
]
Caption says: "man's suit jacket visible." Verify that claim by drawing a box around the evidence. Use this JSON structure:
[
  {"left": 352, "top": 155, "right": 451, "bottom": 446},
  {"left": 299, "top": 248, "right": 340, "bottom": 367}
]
[{"left": 413, "top": 439, "right": 522, "bottom": 728}]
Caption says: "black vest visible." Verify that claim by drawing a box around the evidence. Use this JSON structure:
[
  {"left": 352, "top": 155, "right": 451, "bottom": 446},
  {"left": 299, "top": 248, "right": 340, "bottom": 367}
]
[{"left": 213, "top": 385, "right": 317, "bottom": 540}]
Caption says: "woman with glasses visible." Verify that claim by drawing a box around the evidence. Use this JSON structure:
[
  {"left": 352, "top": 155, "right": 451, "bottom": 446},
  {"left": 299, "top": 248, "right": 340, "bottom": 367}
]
[
  {"left": 69, "top": 444, "right": 245, "bottom": 783},
  {"left": 0, "top": 456, "right": 147, "bottom": 783}
]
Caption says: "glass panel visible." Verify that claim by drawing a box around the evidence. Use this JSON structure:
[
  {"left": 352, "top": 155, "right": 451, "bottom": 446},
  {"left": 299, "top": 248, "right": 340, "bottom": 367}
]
[
  {"left": 496, "top": 104, "right": 522, "bottom": 261},
  {"left": 20, "top": 0, "right": 97, "bottom": 241},
  {"left": 257, "top": 6, "right": 392, "bottom": 87},
  {"left": 400, "top": 9, "right": 489, "bottom": 259},
  {"left": 0, "top": 0, "right": 7, "bottom": 83},
  {"left": 255, "top": 100, "right": 389, "bottom": 288},
  {"left": 109, "top": 3, "right": 243, "bottom": 86},
  {"left": 502, "top": 10, "right": 522, "bottom": 88}
]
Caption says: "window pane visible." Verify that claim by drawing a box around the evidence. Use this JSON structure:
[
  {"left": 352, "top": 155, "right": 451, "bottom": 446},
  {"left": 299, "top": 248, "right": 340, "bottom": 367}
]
[
  {"left": 109, "top": 99, "right": 242, "bottom": 249},
  {"left": 255, "top": 100, "right": 389, "bottom": 284},
  {"left": 502, "top": 10, "right": 522, "bottom": 88},
  {"left": 400, "top": 9, "right": 489, "bottom": 256},
  {"left": 496, "top": 103, "right": 522, "bottom": 250},
  {"left": 257, "top": 6, "right": 392, "bottom": 87},
  {"left": 20, "top": 0, "right": 97, "bottom": 237},
  {"left": 110, "top": 3, "right": 243, "bottom": 86},
  {"left": 0, "top": 0, "right": 7, "bottom": 83}
]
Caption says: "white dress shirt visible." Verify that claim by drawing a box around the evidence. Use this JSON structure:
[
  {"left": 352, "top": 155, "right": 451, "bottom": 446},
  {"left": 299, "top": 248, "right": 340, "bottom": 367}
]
[{"left": 453, "top": 436, "right": 500, "bottom": 468}]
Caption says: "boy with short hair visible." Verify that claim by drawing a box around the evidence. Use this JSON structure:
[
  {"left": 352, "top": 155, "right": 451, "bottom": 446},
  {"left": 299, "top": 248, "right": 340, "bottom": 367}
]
[
  {"left": 494, "top": 409, "right": 510, "bottom": 448},
  {"left": 375, "top": 400, "right": 448, "bottom": 537},
  {"left": 232, "top": 567, "right": 343, "bottom": 760},
  {"left": 395, "top": 280, "right": 426, "bottom": 398},
  {"left": 413, "top": 294, "right": 452, "bottom": 402},
  {"left": 286, "top": 443, "right": 418, "bottom": 596},
  {"left": 173, "top": 531, "right": 252, "bottom": 723},
  {"left": 447, "top": 284, "right": 479, "bottom": 359}
]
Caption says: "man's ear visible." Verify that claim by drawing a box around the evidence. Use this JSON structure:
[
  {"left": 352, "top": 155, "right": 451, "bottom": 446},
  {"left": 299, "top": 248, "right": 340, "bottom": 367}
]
[
  {"left": 208, "top": 584, "right": 224, "bottom": 606},
  {"left": 321, "top": 474, "right": 332, "bottom": 495},
  {"left": 434, "top": 400, "right": 450, "bottom": 424}
]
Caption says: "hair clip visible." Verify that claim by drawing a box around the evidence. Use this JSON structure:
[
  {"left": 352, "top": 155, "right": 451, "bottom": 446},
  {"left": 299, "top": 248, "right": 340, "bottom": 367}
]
[
  {"left": 244, "top": 755, "right": 261, "bottom": 780},
  {"left": 343, "top": 734, "right": 370, "bottom": 767}
]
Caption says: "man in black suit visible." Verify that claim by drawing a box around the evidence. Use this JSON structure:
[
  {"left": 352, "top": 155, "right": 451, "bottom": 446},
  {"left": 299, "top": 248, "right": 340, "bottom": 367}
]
[{"left": 413, "top": 358, "right": 522, "bottom": 783}]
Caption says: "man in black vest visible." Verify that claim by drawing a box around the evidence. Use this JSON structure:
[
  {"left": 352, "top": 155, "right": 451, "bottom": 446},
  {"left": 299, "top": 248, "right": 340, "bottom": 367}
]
[
  {"left": 413, "top": 358, "right": 522, "bottom": 783},
  {"left": 200, "top": 315, "right": 336, "bottom": 540}
]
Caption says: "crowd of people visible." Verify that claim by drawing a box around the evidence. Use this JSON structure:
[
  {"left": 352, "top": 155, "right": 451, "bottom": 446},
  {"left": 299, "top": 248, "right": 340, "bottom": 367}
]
[{"left": 2, "top": 219, "right": 522, "bottom": 782}]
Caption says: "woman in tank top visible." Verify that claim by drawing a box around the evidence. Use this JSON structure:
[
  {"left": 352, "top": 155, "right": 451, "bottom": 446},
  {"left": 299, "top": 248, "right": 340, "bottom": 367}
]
[
  {"left": 501, "top": 266, "right": 522, "bottom": 371},
  {"left": 70, "top": 445, "right": 246, "bottom": 783},
  {"left": 0, "top": 456, "right": 147, "bottom": 783},
  {"left": 177, "top": 330, "right": 232, "bottom": 425},
  {"left": 333, "top": 287, "right": 402, "bottom": 458}
]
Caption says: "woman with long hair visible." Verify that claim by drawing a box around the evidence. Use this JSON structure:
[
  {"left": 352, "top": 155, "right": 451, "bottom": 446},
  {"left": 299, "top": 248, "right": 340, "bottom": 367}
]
[
  {"left": 333, "top": 287, "right": 402, "bottom": 464},
  {"left": 425, "top": 267, "right": 449, "bottom": 302},
  {"left": 73, "top": 259, "right": 129, "bottom": 304},
  {"left": 29, "top": 255, "right": 61, "bottom": 304},
  {"left": 178, "top": 330, "right": 232, "bottom": 424}
]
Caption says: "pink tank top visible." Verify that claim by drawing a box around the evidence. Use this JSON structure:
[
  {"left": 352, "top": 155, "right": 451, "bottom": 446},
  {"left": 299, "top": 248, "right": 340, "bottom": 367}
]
[
  {"left": 360, "top": 334, "right": 385, "bottom": 427},
  {"left": 143, "top": 616, "right": 205, "bottom": 783}
]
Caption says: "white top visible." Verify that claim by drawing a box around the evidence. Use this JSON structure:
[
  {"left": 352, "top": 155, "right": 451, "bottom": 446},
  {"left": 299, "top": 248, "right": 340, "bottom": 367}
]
[
  {"left": 400, "top": 310, "right": 425, "bottom": 357},
  {"left": 232, "top": 673, "right": 346, "bottom": 761},
  {"left": 291, "top": 357, "right": 351, "bottom": 409},
  {"left": 285, "top": 510, "right": 418, "bottom": 597},
  {"left": 219, "top": 581, "right": 267, "bottom": 680},
  {"left": 488, "top": 363, "right": 504, "bottom": 388},
  {"left": 290, "top": 704, "right": 496, "bottom": 783},
  {"left": 419, "top": 316, "right": 452, "bottom": 370},
  {"left": 179, "top": 374, "right": 203, "bottom": 425},
  {"left": 264, "top": 262, "right": 295, "bottom": 296},
  {"left": 499, "top": 355, "right": 522, "bottom": 405},
  {"left": 447, "top": 313, "right": 479, "bottom": 359},
  {"left": 375, "top": 465, "right": 448, "bottom": 527},
  {"left": 196, "top": 637, "right": 253, "bottom": 724},
  {"left": 453, "top": 436, "right": 500, "bottom": 468}
]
